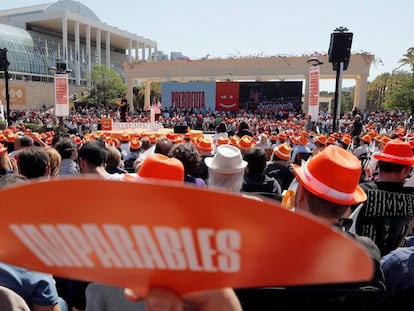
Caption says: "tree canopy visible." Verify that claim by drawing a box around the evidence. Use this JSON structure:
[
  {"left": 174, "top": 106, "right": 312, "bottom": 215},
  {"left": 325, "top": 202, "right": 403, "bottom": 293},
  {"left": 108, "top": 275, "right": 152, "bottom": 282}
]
[{"left": 90, "top": 65, "right": 126, "bottom": 107}]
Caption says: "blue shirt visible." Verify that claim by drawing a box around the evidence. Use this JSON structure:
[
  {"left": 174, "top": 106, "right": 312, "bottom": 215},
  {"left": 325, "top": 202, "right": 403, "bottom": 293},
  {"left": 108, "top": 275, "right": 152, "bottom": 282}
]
[
  {"left": 0, "top": 262, "right": 59, "bottom": 306},
  {"left": 381, "top": 236, "right": 414, "bottom": 296}
]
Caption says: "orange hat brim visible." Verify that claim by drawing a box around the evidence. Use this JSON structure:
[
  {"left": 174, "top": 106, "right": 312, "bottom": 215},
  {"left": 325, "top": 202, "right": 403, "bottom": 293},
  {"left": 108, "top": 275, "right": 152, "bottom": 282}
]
[{"left": 292, "top": 164, "right": 367, "bottom": 205}]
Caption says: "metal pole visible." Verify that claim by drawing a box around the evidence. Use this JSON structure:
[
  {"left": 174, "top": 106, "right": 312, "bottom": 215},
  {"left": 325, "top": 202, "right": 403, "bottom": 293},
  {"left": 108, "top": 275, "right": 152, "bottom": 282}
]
[
  {"left": 4, "top": 69, "right": 10, "bottom": 127},
  {"left": 332, "top": 62, "right": 344, "bottom": 133}
]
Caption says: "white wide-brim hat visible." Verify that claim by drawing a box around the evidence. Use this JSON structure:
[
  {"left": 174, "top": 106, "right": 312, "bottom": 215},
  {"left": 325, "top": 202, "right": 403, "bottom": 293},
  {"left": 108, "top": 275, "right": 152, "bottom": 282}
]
[{"left": 204, "top": 145, "right": 247, "bottom": 174}]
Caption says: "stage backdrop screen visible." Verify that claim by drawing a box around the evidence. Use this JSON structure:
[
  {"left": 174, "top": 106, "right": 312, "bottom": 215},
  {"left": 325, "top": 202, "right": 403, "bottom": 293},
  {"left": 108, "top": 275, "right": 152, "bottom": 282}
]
[
  {"left": 162, "top": 82, "right": 216, "bottom": 111},
  {"left": 238, "top": 81, "right": 303, "bottom": 111}
]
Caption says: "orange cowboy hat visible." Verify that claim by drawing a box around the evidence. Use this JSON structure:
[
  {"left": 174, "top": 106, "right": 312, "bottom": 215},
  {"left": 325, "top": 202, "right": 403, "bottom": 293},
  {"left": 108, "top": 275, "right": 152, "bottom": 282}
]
[
  {"left": 315, "top": 135, "right": 328, "bottom": 145},
  {"left": 0, "top": 143, "right": 7, "bottom": 155},
  {"left": 6, "top": 134, "right": 15, "bottom": 143},
  {"left": 326, "top": 136, "right": 336, "bottom": 145},
  {"left": 129, "top": 137, "right": 142, "bottom": 150},
  {"left": 196, "top": 137, "right": 213, "bottom": 154},
  {"left": 277, "top": 132, "right": 287, "bottom": 140},
  {"left": 273, "top": 143, "right": 291, "bottom": 161},
  {"left": 361, "top": 134, "right": 371, "bottom": 144},
  {"left": 148, "top": 134, "right": 157, "bottom": 144},
  {"left": 230, "top": 135, "right": 240, "bottom": 146},
  {"left": 292, "top": 145, "right": 367, "bottom": 205},
  {"left": 216, "top": 136, "right": 230, "bottom": 146},
  {"left": 73, "top": 136, "right": 82, "bottom": 146},
  {"left": 138, "top": 153, "right": 184, "bottom": 182},
  {"left": 340, "top": 136, "right": 351, "bottom": 146},
  {"left": 297, "top": 136, "right": 308, "bottom": 146},
  {"left": 330, "top": 132, "right": 340, "bottom": 140},
  {"left": 374, "top": 139, "right": 414, "bottom": 166},
  {"left": 238, "top": 135, "right": 256, "bottom": 150},
  {"left": 269, "top": 134, "right": 278, "bottom": 142},
  {"left": 120, "top": 133, "right": 130, "bottom": 142},
  {"left": 0, "top": 134, "right": 5, "bottom": 142},
  {"left": 166, "top": 132, "right": 177, "bottom": 142}
]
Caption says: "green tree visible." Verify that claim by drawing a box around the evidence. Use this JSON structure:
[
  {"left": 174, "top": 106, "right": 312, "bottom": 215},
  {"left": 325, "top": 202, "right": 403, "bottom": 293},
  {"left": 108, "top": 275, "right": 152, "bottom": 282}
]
[
  {"left": 90, "top": 65, "right": 126, "bottom": 107},
  {"left": 398, "top": 47, "right": 414, "bottom": 78},
  {"left": 383, "top": 74, "right": 414, "bottom": 113},
  {"left": 366, "top": 73, "right": 391, "bottom": 111}
]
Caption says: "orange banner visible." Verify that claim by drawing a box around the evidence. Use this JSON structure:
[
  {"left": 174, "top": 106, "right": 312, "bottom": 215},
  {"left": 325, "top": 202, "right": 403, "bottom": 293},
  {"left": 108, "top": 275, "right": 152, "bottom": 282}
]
[
  {"left": 0, "top": 85, "right": 27, "bottom": 106},
  {"left": 101, "top": 118, "right": 113, "bottom": 130},
  {"left": 0, "top": 178, "right": 373, "bottom": 295},
  {"left": 216, "top": 82, "right": 240, "bottom": 111}
]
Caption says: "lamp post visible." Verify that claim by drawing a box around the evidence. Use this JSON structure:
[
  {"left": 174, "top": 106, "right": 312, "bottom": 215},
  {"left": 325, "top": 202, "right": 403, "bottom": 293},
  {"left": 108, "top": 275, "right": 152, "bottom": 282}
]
[
  {"left": 49, "top": 59, "right": 72, "bottom": 119},
  {"left": 306, "top": 57, "right": 323, "bottom": 122}
]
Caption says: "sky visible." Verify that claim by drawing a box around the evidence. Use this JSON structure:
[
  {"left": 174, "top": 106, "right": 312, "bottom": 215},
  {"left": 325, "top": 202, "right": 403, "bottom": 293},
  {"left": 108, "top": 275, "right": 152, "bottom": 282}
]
[{"left": 1, "top": 0, "right": 413, "bottom": 91}]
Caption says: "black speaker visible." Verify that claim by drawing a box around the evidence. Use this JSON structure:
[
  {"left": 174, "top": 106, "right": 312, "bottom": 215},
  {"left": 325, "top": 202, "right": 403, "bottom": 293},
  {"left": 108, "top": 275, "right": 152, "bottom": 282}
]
[
  {"left": 174, "top": 125, "right": 188, "bottom": 134},
  {"left": 328, "top": 31, "right": 353, "bottom": 70},
  {"left": 0, "top": 49, "right": 9, "bottom": 71},
  {"left": 56, "top": 60, "right": 67, "bottom": 73}
]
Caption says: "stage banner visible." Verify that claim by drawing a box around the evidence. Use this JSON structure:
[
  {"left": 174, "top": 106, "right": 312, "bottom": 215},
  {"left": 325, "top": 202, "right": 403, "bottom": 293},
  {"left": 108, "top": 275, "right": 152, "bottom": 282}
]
[
  {"left": 308, "top": 66, "right": 320, "bottom": 122},
  {"left": 101, "top": 118, "right": 113, "bottom": 130},
  {"left": 54, "top": 74, "right": 69, "bottom": 117},
  {"left": 216, "top": 82, "right": 240, "bottom": 111},
  {"left": 162, "top": 82, "right": 215, "bottom": 111},
  {"left": 0, "top": 178, "right": 373, "bottom": 296}
]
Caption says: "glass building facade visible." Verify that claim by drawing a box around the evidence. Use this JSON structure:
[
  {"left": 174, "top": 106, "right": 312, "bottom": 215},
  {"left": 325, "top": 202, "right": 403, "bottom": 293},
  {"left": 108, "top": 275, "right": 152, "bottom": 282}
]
[{"left": 0, "top": 23, "right": 128, "bottom": 84}]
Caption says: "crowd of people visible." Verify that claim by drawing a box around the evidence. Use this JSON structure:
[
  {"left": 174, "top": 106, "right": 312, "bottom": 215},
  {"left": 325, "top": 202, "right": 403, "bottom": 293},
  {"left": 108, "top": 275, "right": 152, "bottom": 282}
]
[{"left": 0, "top": 106, "right": 414, "bottom": 310}]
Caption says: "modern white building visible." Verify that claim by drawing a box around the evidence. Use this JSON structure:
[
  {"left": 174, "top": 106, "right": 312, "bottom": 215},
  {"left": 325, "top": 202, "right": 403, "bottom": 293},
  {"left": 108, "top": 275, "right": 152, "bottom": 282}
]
[{"left": 0, "top": 0, "right": 158, "bottom": 109}]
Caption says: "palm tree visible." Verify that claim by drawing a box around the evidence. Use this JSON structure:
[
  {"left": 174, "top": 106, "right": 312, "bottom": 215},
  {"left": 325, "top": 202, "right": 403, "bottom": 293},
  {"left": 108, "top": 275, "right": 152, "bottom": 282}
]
[{"left": 398, "top": 47, "right": 414, "bottom": 78}]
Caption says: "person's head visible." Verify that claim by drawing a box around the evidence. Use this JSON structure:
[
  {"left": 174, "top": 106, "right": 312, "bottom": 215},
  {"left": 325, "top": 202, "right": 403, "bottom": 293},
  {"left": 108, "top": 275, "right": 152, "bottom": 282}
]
[
  {"left": 55, "top": 137, "right": 78, "bottom": 160},
  {"left": 154, "top": 138, "right": 174, "bottom": 156},
  {"left": 243, "top": 147, "right": 267, "bottom": 175},
  {"left": 0, "top": 174, "right": 27, "bottom": 189},
  {"left": 140, "top": 137, "right": 151, "bottom": 151},
  {"left": 373, "top": 139, "right": 414, "bottom": 182},
  {"left": 17, "top": 146, "right": 50, "bottom": 179},
  {"left": 105, "top": 146, "right": 122, "bottom": 168},
  {"left": 292, "top": 145, "right": 367, "bottom": 224},
  {"left": 216, "top": 122, "right": 227, "bottom": 133},
  {"left": 238, "top": 121, "right": 249, "bottom": 131},
  {"left": 205, "top": 144, "right": 247, "bottom": 193},
  {"left": 78, "top": 140, "right": 107, "bottom": 173},
  {"left": 169, "top": 143, "right": 201, "bottom": 176},
  {"left": 19, "top": 136, "right": 34, "bottom": 148},
  {"left": 46, "top": 148, "right": 61, "bottom": 177}
]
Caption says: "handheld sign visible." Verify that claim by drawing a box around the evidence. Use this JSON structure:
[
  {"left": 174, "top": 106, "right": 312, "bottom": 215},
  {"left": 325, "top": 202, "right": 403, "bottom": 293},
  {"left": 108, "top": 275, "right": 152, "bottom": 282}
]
[{"left": 0, "top": 178, "right": 373, "bottom": 295}]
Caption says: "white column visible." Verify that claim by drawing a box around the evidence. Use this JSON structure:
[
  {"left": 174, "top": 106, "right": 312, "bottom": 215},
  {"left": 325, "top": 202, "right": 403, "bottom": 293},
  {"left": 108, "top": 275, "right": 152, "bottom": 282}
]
[
  {"left": 62, "top": 16, "right": 68, "bottom": 63},
  {"left": 135, "top": 41, "right": 140, "bottom": 61},
  {"left": 128, "top": 39, "right": 133, "bottom": 63},
  {"left": 106, "top": 31, "right": 111, "bottom": 68},
  {"left": 75, "top": 20, "right": 81, "bottom": 85},
  {"left": 149, "top": 46, "right": 153, "bottom": 61},
  {"left": 154, "top": 45, "right": 158, "bottom": 62},
  {"left": 96, "top": 29, "right": 101, "bottom": 65},
  {"left": 142, "top": 44, "right": 146, "bottom": 61},
  {"left": 86, "top": 24, "right": 91, "bottom": 86},
  {"left": 354, "top": 74, "right": 368, "bottom": 111}
]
